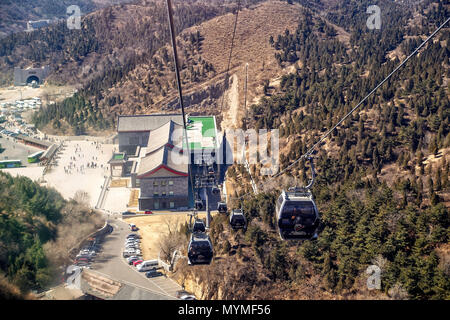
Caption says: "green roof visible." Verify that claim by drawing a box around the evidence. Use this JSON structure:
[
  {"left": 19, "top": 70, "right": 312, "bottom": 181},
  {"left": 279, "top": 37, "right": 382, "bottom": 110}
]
[
  {"left": 185, "top": 116, "right": 217, "bottom": 150},
  {"left": 113, "top": 153, "right": 125, "bottom": 160}
]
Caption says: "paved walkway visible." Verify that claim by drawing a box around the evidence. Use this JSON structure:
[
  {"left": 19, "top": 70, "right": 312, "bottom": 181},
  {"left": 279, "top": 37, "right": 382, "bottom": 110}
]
[
  {"left": 44, "top": 140, "right": 113, "bottom": 207},
  {"left": 90, "top": 219, "right": 182, "bottom": 299}
]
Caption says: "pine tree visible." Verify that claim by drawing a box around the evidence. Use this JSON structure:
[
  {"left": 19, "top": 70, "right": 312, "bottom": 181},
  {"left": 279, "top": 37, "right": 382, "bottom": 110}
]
[{"left": 434, "top": 168, "right": 442, "bottom": 191}]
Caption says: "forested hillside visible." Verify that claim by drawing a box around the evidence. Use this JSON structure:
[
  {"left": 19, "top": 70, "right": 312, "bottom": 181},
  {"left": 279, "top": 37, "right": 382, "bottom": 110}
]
[
  {"left": 174, "top": 0, "right": 450, "bottom": 300},
  {"left": 0, "top": 172, "right": 103, "bottom": 296},
  {"left": 0, "top": 0, "right": 448, "bottom": 301},
  {"left": 0, "top": 0, "right": 262, "bottom": 134},
  {"left": 0, "top": 0, "right": 133, "bottom": 39}
]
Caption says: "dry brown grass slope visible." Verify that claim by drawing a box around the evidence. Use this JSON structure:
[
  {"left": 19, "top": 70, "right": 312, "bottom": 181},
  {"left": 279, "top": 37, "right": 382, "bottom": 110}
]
[{"left": 105, "top": 1, "right": 305, "bottom": 126}]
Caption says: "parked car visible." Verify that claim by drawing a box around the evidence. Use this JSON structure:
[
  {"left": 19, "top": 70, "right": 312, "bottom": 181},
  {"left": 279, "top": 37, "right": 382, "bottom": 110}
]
[
  {"left": 133, "top": 260, "right": 143, "bottom": 267},
  {"left": 145, "top": 270, "right": 163, "bottom": 278},
  {"left": 75, "top": 258, "right": 90, "bottom": 266},
  {"left": 126, "top": 233, "right": 141, "bottom": 239},
  {"left": 127, "top": 256, "right": 142, "bottom": 265},
  {"left": 122, "top": 211, "right": 135, "bottom": 215},
  {"left": 76, "top": 254, "right": 93, "bottom": 261},
  {"left": 125, "top": 242, "right": 139, "bottom": 247},
  {"left": 123, "top": 250, "right": 137, "bottom": 258},
  {"left": 125, "top": 242, "right": 140, "bottom": 248},
  {"left": 176, "top": 290, "right": 196, "bottom": 300},
  {"left": 137, "top": 260, "right": 159, "bottom": 272},
  {"left": 125, "top": 237, "right": 141, "bottom": 243},
  {"left": 144, "top": 211, "right": 152, "bottom": 214}
]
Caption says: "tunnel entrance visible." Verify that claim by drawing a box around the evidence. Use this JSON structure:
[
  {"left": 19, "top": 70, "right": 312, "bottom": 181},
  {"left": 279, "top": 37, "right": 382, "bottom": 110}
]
[{"left": 26, "top": 75, "right": 40, "bottom": 84}]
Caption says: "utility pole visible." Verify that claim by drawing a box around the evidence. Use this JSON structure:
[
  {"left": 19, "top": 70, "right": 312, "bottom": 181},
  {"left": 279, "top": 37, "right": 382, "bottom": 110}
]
[
  {"left": 243, "top": 63, "right": 248, "bottom": 131},
  {"left": 206, "top": 190, "right": 211, "bottom": 229}
]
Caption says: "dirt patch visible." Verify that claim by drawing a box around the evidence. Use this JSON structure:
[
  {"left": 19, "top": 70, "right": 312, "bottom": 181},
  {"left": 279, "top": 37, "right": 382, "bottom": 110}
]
[
  {"left": 128, "top": 189, "right": 139, "bottom": 207},
  {"left": 123, "top": 212, "right": 208, "bottom": 260},
  {"left": 0, "top": 84, "right": 76, "bottom": 104},
  {"left": 221, "top": 73, "right": 240, "bottom": 129},
  {"left": 110, "top": 179, "right": 129, "bottom": 188}
]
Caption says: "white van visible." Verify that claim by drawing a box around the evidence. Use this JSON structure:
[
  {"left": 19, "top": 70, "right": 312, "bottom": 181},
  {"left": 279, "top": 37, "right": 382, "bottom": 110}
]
[{"left": 136, "top": 259, "right": 159, "bottom": 272}]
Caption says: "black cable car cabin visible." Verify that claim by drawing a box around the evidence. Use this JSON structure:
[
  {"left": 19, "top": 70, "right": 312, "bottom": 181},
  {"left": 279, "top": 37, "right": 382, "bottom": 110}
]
[
  {"left": 192, "top": 219, "right": 206, "bottom": 233},
  {"left": 187, "top": 233, "right": 213, "bottom": 265},
  {"left": 212, "top": 186, "right": 220, "bottom": 195},
  {"left": 229, "top": 209, "right": 247, "bottom": 231},
  {"left": 276, "top": 188, "right": 319, "bottom": 241},
  {"left": 195, "top": 200, "right": 203, "bottom": 210},
  {"left": 217, "top": 202, "right": 227, "bottom": 214}
]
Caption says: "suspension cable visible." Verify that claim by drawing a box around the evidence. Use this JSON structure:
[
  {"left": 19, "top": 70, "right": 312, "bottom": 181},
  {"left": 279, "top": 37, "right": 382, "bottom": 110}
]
[
  {"left": 219, "top": 0, "right": 241, "bottom": 117},
  {"left": 230, "top": 16, "right": 449, "bottom": 200},
  {"left": 271, "top": 16, "right": 450, "bottom": 180},
  {"left": 165, "top": 0, "right": 196, "bottom": 205}
]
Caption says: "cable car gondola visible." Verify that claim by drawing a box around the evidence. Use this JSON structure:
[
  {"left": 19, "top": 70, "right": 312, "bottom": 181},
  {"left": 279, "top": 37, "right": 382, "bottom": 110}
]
[
  {"left": 217, "top": 202, "right": 227, "bottom": 214},
  {"left": 275, "top": 157, "right": 319, "bottom": 241},
  {"left": 212, "top": 186, "right": 220, "bottom": 195},
  {"left": 195, "top": 200, "right": 203, "bottom": 210},
  {"left": 192, "top": 219, "right": 206, "bottom": 233},
  {"left": 187, "top": 233, "right": 213, "bottom": 265},
  {"left": 229, "top": 209, "right": 247, "bottom": 231},
  {"left": 276, "top": 188, "right": 319, "bottom": 240}
]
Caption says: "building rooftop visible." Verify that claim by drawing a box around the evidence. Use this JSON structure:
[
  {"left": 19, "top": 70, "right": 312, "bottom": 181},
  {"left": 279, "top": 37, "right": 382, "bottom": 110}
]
[
  {"left": 117, "top": 114, "right": 183, "bottom": 132},
  {"left": 137, "top": 145, "right": 188, "bottom": 178},
  {"left": 146, "top": 120, "right": 184, "bottom": 155},
  {"left": 185, "top": 116, "right": 218, "bottom": 150},
  {"left": 117, "top": 114, "right": 218, "bottom": 152},
  {"left": 16, "top": 134, "right": 52, "bottom": 148}
]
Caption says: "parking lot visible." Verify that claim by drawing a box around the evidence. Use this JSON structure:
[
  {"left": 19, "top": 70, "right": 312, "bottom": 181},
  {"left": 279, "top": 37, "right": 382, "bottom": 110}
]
[
  {"left": 72, "top": 225, "right": 113, "bottom": 269},
  {"left": 0, "top": 133, "right": 42, "bottom": 165},
  {"left": 89, "top": 219, "right": 182, "bottom": 298}
]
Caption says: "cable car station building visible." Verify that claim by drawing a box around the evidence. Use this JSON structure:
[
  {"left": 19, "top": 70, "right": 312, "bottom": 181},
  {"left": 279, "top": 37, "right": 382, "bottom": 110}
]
[{"left": 115, "top": 113, "right": 219, "bottom": 211}]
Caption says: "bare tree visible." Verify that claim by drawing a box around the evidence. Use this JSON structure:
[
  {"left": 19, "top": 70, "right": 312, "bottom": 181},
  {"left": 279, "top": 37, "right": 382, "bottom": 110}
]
[
  {"left": 158, "top": 216, "right": 188, "bottom": 262},
  {"left": 388, "top": 283, "right": 409, "bottom": 300},
  {"left": 72, "top": 190, "right": 90, "bottom": 208}
]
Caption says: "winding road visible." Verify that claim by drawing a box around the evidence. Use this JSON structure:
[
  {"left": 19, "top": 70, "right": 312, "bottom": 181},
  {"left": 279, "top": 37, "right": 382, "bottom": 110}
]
[{"left": 90, "top": 218, "right": 182, "bottom": 299}]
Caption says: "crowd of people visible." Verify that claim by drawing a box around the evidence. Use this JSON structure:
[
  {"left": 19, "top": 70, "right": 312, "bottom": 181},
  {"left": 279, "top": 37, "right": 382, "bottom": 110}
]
[{"left": 62, "top": 142, "right": 108, "bottom": 175}]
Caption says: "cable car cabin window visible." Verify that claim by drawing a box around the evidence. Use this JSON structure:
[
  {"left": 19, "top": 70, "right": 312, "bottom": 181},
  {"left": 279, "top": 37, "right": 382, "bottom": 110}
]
[
  {"left": 190, "top": 241, "right": 209, "bottom": 251},
  {"left": 231, "top": 215, "right": 245, "bottom": 225},
  {"left": 188, "top": 241, "right": 213, "bottom": 260},
  {"left": 218, "top": 203, "right": 227, "bottom": 213},
  {"left": 193, "top": 221, "right": 206, "bottom": 233},
  {"left": 281, "top": 202, "right": 316, "bottom": 218}
]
